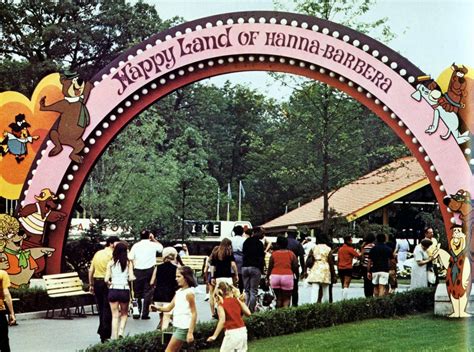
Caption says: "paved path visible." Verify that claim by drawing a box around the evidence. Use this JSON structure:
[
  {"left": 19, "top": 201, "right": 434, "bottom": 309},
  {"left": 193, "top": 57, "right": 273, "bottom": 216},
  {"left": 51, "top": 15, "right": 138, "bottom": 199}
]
[{"left": 10, "top": 283, "right": 409, "bottom": 351}]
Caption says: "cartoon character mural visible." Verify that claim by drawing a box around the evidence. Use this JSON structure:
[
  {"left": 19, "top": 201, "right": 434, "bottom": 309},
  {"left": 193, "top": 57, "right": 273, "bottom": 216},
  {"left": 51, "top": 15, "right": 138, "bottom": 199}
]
[
  {"left": 39, "top": 71, "right": 92, "bottom": 164},
  {"left": 435, "top": 190, "right": 474, "bottom": 317},
  {"left": 0, "top": 214, "right": 55, "bottom": 288},
  {"left": 18, "top": 188, "right": 66, "bottom": 248},
  {"left": 411, "top": 64, "right": 470, "bottom": 144},
  {"left": 429, "top": 64, "right": 468, "bottom": 114},
  {"left": 0, "top": 113, "right": 39, "bottom": 163}
]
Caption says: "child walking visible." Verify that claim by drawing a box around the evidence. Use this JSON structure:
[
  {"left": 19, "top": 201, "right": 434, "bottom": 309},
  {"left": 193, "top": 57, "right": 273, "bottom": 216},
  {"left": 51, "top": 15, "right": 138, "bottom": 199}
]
[
  {"left": 104, "top": 241, "right": 135, "bottom": 339},
  {"left": 207, "top": 282, "right": 251, "bottom": 352},
  {"left": 152, "top": 266, "right": 198, "bottom": 352}
]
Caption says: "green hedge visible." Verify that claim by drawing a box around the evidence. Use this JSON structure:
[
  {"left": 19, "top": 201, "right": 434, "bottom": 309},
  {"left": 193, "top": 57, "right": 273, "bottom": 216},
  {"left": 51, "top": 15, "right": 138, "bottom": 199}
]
[
  {"left": 85, "top": 288, "right": 434, "bottom": 352},
  {"left": 11, "top": 286, "right": 96, "bottom": 313},
  {"left": 10, "top": 287, "right": 54, "bottom": 313}
]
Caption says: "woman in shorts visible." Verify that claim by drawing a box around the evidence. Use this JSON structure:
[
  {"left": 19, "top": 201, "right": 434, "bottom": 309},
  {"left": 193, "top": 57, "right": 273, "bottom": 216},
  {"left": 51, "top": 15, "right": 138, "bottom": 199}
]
[
  {"left": 266, "top": 236, "right": 298, "bottom": 308},
  {"left": 337, "top": 235, "right": 360, "bottom": 299},
  {"left": 153, "top": 266, "right": 198, "bottom": 352},
  {"left": 105, "top": 241, "right": 135, "bottom": 339}
]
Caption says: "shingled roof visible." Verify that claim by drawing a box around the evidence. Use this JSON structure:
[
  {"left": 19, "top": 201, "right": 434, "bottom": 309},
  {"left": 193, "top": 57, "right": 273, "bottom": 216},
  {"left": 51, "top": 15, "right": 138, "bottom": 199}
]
[{"left": 262, "top": 156, "right": 429, "bottom": 232}]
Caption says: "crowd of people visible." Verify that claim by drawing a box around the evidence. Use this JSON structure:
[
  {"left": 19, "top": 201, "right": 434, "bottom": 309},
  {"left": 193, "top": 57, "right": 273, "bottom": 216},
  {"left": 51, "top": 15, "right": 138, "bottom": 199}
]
[{"left": 81, "top": 225, "right": 441, "bottom": 351}]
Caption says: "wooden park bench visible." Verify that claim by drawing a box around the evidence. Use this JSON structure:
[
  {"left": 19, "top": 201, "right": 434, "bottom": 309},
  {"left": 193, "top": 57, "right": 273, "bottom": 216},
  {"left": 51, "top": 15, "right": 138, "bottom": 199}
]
[
  {"left": 181, "top": 255, "right": 207, "bottom": 277},
  {"left": 43, "top": 272, "right": 94, "bottom": 319},
  {"left": 156, "top": 255, "right": 207, "bottom": 278}
]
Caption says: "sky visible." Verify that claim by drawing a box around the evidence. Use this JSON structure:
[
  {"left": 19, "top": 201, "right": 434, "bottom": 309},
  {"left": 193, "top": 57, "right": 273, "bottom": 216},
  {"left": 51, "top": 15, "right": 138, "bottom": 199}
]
[{"left": 141, "top": 0, "right": 474, "bottom": 99}]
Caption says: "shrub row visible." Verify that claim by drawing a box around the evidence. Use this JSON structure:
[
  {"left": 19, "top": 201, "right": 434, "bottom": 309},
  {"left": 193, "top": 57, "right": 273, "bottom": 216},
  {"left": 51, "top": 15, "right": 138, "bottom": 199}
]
[
  {"left": 10, "top": 287, "right": 55, "bottom": 313},
  {"left": 85, "top": 288, "right": 434, "bottom": 352},
  {"left": 11, "top": 286, "right": 96, "bottom": 313}
]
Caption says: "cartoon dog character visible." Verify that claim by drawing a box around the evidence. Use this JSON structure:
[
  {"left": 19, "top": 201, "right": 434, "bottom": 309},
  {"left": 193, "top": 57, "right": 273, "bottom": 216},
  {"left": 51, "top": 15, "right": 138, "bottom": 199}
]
[
  {"left": 39, "top": 71, "right": 92, "bottom": 163},
  {"left": 411, "top": 84, "right": 470, "bottom": 144},
  {"left": 1, "top": 113, "right": 39, "bottom": 163},
  {"left": 18, "top": 188, "right": 66, "bottom": 248},
  {"left": 0, "top": 214, "right": 55, "bottom": 288},
  {"left": 428, "top": 64, "right": 468, "bottom": 114}
]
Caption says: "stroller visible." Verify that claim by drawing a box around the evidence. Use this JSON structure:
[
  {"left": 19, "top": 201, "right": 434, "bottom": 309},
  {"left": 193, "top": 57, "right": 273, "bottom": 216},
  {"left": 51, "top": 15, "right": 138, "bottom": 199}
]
[
  {"left": 129, "top": 281, "right": 140, "bottom": 319},
  {"left": 254, "top": 276, "right": 275, "bottom": 312}
]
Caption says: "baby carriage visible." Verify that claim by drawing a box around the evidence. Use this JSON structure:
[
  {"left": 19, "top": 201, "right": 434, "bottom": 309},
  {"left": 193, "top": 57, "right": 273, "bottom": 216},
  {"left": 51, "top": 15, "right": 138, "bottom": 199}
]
[
  {"left": 129, "top": 281, "right": 140, "bottom": 319},
  {"left": 254, "top": 277, "right": 275, "bottom": 312}
]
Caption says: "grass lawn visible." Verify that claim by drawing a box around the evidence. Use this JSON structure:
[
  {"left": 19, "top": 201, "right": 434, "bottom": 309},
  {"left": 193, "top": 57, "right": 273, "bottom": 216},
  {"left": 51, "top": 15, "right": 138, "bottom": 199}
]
[{"left": 204, "top": 313, "right": 474, "bottom": 351}]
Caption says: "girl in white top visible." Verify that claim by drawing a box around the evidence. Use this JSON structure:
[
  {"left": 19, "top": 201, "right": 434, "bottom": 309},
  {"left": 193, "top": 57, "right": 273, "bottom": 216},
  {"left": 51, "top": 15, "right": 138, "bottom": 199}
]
[
  {"left": 104, "top": 241, "right": 135, "bottom": 340},
  {"left": 153, "top": 266, "right": 197, "bottom": 352}
]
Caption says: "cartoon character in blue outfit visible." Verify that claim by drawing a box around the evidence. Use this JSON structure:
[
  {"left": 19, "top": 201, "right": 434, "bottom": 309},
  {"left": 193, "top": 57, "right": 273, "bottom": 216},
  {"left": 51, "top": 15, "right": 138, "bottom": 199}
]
[{"left": 1, "top": 114, "right": 39, "bottom": 163}]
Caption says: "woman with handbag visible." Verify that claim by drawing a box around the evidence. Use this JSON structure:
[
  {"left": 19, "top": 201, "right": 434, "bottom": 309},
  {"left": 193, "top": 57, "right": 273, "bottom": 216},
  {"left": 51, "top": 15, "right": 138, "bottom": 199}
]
[
  {"left": 304, "top": 237, "right": 336, "bottom": 303},
  {"left": 104, "top": 241, "right": 135, "bottom": 339},
  {"left": 410, "top": 239, "right": 434, "bottom": 289},
  {"left": 337, "top": 235, "right": 361, "bottom": 300}
]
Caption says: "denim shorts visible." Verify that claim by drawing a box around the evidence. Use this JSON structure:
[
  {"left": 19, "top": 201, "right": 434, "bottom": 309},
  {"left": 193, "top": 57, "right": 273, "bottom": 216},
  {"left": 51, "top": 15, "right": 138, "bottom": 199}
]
[{"left": 172, "top": 327, "right": 189, "bottom": 342}]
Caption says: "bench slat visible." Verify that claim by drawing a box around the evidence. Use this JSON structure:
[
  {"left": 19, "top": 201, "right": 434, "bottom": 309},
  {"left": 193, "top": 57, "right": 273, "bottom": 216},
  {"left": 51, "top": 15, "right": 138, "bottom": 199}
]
[{"left": 43, "top": 272, "right": 82, "bottom": 280}]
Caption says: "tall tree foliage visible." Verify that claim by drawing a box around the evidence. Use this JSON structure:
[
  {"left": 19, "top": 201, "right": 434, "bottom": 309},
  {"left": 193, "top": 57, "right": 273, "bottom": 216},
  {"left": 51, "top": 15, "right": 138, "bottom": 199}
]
[
  {"left": 0, "top": 0, "right": 179, "bottom": 95},
  {"left": 265, "top": 0, "right": 401, "bottom": 239}
]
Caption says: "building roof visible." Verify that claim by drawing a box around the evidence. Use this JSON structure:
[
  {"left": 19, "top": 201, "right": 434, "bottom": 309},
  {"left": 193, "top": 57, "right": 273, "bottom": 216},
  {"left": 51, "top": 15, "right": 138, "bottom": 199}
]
[{"left": 262, "top": 156, "right": 429, "bottom": 232}]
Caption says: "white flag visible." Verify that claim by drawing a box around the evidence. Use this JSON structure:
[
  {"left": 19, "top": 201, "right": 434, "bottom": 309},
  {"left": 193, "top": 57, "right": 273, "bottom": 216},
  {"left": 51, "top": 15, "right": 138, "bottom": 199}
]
[
  {"left": 240, "top": 180, "right": 246, "bottom": 198},
  {"left": 227, "top": 183, "right": 232, "bottom": 199}
]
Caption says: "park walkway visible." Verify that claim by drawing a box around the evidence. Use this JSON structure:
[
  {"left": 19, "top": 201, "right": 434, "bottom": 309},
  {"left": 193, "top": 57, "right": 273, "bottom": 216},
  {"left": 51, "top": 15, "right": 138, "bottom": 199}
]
[{"left": 10, "top": 283, "right": 409, "bottom": 351}]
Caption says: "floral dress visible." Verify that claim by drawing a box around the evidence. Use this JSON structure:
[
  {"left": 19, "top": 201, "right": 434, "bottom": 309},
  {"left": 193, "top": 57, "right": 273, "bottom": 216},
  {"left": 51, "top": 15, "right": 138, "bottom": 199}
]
[{"left": 307, "top": 244, "right": 331, "bottom": 284}]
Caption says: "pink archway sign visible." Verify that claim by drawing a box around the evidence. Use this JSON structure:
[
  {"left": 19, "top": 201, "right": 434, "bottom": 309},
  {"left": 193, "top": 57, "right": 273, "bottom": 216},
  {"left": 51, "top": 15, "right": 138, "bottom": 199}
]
[{"left": 18, "top": 12, "right": 470, "bottom": 274}]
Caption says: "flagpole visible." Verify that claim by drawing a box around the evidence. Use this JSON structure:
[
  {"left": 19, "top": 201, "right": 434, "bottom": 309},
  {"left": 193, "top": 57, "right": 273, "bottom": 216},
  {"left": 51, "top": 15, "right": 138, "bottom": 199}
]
[
  {"left": 238, "top": 180, "right": 242, "bottom": 221},
  {"left": 227, "top": 183, "right": 231, "bottom": 221},
  {"left": 216, "top": 187, "right": 220, "bottom": 221}
]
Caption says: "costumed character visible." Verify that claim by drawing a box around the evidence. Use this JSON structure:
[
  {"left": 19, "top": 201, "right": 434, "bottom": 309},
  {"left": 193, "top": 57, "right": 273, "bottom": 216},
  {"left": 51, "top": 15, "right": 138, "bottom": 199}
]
[{"left": 39, "top": 71, "right": 92, "bottom": 164}]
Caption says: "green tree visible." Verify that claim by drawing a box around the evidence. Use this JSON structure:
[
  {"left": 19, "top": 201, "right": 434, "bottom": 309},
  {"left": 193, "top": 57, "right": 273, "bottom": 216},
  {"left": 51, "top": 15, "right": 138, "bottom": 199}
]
[
  {"left": 263, "top": 0, "right": 401, "bottom": 238},
  {"left": 170, "top": 126, "right": 219, "bottom": 239},
  {"left": 80, "top": 107, "right": 180, "bottom": 237},
  {"left": 0, "top": 0, "right": 179, "bottom": 94}
]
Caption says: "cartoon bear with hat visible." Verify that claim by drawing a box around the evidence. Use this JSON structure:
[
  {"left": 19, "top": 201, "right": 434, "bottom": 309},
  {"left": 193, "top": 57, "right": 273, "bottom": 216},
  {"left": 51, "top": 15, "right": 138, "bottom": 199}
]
[{"left": 39, "top": 70, "right": 92, "bottom": 163}]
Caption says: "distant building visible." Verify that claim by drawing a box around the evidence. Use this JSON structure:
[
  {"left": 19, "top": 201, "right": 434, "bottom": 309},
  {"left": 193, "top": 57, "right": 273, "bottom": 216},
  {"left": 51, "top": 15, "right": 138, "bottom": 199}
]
[{"left": 262, "top": 156, "right": 436, "bottom": 237}]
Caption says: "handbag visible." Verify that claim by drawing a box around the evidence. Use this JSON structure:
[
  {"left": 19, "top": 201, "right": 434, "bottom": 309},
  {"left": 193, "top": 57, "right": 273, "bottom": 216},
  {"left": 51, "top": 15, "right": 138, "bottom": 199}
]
[
  {"left": 427, "top": 269, "right": 436, "bottom": 284},
  {"left": 305, "top": 251, "right": 315, "bottom": 269}
]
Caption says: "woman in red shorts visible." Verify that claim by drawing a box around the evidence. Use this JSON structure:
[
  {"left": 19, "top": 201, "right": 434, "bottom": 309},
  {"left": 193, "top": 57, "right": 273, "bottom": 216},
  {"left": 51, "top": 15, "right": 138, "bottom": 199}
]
[{"left": 266, "top": 236, "right": 298, "bottom": 308}]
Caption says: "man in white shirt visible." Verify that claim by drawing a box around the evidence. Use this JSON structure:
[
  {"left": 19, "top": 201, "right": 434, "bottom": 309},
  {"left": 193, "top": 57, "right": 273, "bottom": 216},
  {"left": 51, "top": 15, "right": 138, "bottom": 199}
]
[
  {"left": 231, "top": 225, "right": 245, "bottom": 292},
  {"left": 129, "top": 229, "right": 163, "bottom": 319}
]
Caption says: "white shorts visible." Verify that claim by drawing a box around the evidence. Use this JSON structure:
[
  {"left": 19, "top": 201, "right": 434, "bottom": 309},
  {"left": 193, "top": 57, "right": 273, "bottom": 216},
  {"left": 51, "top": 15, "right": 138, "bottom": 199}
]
[
  {"left": 372, "top": 272, "right": 389, "bottom": 285},
  {"left": 220, "top": 326, "right": 248, "bottom": 352}
]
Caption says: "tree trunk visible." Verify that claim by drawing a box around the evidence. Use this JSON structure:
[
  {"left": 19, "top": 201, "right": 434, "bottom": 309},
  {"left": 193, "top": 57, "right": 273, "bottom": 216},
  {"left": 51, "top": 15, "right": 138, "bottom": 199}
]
[
  {"left": 181, "top": 185, "right": 186, "bottom": 242},
  {"left": 321, "top": 85, "right": 331, "bottom": 241}
]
